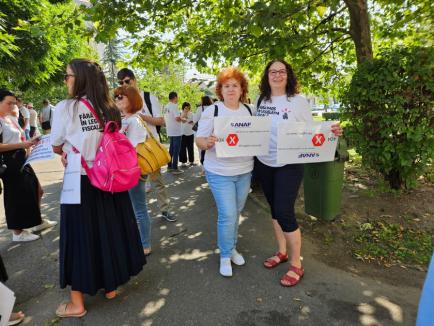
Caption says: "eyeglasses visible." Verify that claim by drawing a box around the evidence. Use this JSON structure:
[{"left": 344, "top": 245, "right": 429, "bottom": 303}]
[
  {"left": 268, "top": 70, "right": 287, "bottom": 77},
  {"left": 64, "top": 74, "right": 75, "bottom": 81},
  {"left": 114, "top": 94, "right": 125, "bottom": 101},
  {"left": 118, "top": 78, "right": 131, "bottom": 85}
]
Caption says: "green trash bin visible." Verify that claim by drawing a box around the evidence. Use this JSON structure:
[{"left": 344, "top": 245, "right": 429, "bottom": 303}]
[{"left": 303, "top": 139, "right": 349, "bottom": 221}]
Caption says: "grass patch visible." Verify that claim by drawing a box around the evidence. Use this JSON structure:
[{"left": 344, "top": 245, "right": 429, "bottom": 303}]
[{"left": 352, "top": 221, "right": 433, "bottom": 267}]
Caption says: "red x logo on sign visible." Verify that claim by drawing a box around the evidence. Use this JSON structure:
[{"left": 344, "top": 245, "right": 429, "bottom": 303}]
[
  {"left": 312, "top": 133, "right": 325, "bottom": 146},
  {"left": 226, "top": 133, "right": 239, "bottom": 146}
]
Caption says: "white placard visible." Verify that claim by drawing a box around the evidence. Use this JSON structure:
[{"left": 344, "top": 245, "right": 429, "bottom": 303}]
[
  {"left": 214, "top": 116, "right": 272, "bottom": 157},
  {"left": 277, "top": 121, "right": 338, "bottom": 164},
  {"left": 23, "top": 135, "right": 54, "bottom": 166},
  {"left": 0, "top": 282, "right": 15, "bottom": 326},
  {"left": 60, "top": 152, "right": 81, "bottom": 204}
]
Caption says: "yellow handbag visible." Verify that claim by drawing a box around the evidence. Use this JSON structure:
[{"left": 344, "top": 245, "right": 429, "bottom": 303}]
[{"left": 136, "top": 116, "right": 171, "bottom": 175}]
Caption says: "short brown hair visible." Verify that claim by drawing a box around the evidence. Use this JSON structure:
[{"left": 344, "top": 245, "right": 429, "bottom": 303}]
[
  {"left": 215, "top": 67, "right": 248, "bottom": 103},
  {"left": 114, "top": 86, "right": 143, "bottom": 114}
]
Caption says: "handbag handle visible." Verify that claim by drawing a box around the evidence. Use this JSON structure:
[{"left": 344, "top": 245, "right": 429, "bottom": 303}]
[{"left": 137, "top": 115, "right": 157, "bottom": 141}]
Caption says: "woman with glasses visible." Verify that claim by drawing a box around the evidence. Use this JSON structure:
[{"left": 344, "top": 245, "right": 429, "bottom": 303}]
[
  {"left": 195, "top": 67, "right": 252, "bottom": 277},
  {"left": 114, "top": 85, "right": 152, "bottom": 256},
  {"left": 51, "top": 59, "right": 146, "bottom": 318},
  {"left": 254, "top": 59, "right": 342, "bottom": 287}
]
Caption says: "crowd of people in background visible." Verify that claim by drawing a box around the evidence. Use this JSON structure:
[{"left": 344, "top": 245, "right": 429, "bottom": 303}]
[{"left": 0, "top": 58, "right": 344, "bottom": 323}]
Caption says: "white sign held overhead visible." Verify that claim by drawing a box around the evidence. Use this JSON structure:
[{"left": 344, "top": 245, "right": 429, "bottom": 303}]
[{"left": 277, "top": 121, "right": 338, "bottom": 164}]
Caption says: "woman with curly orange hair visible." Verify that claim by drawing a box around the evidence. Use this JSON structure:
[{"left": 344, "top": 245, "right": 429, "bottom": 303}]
[{"left": 195, "top": 67, "right": 253, "bottom": 277}]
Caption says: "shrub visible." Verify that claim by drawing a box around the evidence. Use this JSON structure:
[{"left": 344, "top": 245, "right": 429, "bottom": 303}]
[
  {"left": 322, "top": 112, "right": 341, "bottom": 121},
  {"left": 342, "top": 46, "right": 434, "bottom": 189}
]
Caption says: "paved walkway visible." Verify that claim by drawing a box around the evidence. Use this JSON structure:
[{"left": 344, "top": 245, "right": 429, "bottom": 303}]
[{"left": 0, "top": 158, "right": 422, "bottom": 326}]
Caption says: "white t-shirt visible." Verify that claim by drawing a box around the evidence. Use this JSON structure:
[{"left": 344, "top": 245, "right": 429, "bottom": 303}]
[
  {"left": 19, "top": 106, "right": 30, "bottom": 130},
  {"left": 41, "top": 105, "right": 54, "bottom": 123},
  {"left": 255, "top": 94, "right": 313, "bottom": 167},
  {"left": 0, "top": 116, "right": 23, "bottom": 144},
  {"left": 181, "top": 111, "right": 194, "bottom": 136},
  {"left": 51, "top": 99, "right": 104, "bottom": 175},
  {"left": 121, "top": 113, "right": 147, "bottom": 147},
  {"left": 164, "top": 102, "right": 182, "bottom": 137},
  {"left": 29, "top": 109, "right": 38, "bottom": 127},
  {"left": 196, "top": 101, "right": 254, "bottom": 176},
  {"left": 140, "top": 91, "right": 161, "bottom": 139}
]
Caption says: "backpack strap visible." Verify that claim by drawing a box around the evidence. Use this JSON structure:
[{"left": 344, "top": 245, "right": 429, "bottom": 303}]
[
  {"left": 79, "top": 98, "right": 103, "bottom": 127},
  {"left": 74, "top": 98, "right": 108, "bottom": 176},
  {"left": 214, "top": 104, "right": 218, "bottom": 117},
  {"left": 143, "top": 91, "right": 153, "bottom": 116},
  {"left": 242, "top": 103, "right": 252, "bottom": 116},
  {"left": 257, "top": 95, "right": 265, "bottom": 108}
]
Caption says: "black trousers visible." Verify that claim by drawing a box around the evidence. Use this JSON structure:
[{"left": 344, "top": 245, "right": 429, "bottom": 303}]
[
  {"left": 179, "top": 134, "right": 194, "bottom": 163},
  {"left": 254, "top": 158, "right": 304, "bottom": 232}
]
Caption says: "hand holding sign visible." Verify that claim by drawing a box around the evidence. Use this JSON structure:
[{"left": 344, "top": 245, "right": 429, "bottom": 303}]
[
  {"left": 277, "top": 121, "right": 339, "bottom": 164},
  {"left": 214, "top": 116, "right": 272, "bottom": 158}
]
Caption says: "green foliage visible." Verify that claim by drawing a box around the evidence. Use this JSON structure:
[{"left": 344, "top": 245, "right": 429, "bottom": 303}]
[
  {"left": 353, "top": 221, "right": 433, "bottom": 267},
  {"left": 322, "top": 112, "right": 341, "bottom": 121},
  {"left": 135, "top": 65, "right": 206, "bottom": 111},
  {"left": 0, "top": 0, "right": 93, "bottom": 90},
  {"left": 87, "top": 1, "right": 432, "bottom": 97},
  {"left": 342, "top": 46, "right": 434, "bottom": 189}
]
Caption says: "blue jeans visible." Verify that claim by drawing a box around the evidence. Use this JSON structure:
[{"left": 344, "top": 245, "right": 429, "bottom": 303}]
[
  {"left": 205, "top": 171, "right": 251, "bottom": 258},
  {"left": 128, "top": 179, "right": 151, "bottom": 249},
  {"left": 168, "top": 136, "right": 182, "bottom": 169},
  {"left": 25, "top": 128, "right": 30, "bottom": 140}
]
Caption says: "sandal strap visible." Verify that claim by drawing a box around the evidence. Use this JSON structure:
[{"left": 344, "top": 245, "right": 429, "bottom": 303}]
[
  {"left": 280, "top": 273, "right": 299, "bottom": 286},
  {"left": 274, "top": 252, "right": 288, "bottom": 262},
  {"left": 288, "top": 264, "right": 304, "bottom": 277}
]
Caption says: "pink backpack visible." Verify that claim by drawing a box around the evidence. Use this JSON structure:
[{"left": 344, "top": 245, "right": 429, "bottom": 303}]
[{"left": 76, "top": 98, "right": 140, "bottom": 192}]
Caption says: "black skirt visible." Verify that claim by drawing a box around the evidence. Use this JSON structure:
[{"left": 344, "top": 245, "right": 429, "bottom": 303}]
[
  {"left": 0, "top": 254, "right": 7, "bottom": 282},
  {"left": 59, "top": 176, "right": 146, "bottom": 295},
  {"left": 0, "top": 149, "right": 42, "bottom": 229}
]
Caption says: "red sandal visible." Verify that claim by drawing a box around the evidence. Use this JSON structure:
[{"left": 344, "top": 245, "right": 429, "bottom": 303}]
[
  {"left": 280, "top": 265, "right": 304, "bottom": 287},
  {"left": 263, "top": 252, "right": 288, "bottom": 269}
]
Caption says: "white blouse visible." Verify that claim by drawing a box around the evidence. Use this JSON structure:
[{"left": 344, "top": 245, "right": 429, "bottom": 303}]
[{"left": 0, "top": 116, "right": 24, "bottom": 144}]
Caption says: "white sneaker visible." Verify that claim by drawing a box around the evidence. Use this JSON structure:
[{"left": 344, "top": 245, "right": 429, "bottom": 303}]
[
  {"left": 30, "top": 219, "right": 58, "bottom": 232},
  {"left": 220, "top": 257, "right": 232, "bottom": 277},
  {"left": 231, "top": 249, "right": 246, "bottom": 266},
  {"left": 12, "top": 230, "right": 40, "bottom": 242}
]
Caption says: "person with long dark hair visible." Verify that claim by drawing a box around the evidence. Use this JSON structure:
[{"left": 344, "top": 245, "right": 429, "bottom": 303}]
[
  {"left": 50, "top": 59, "right": 146, "bottom": 317},
  {"left": 255, "top": 59, "right": 342, "bottom": 287},
  {"left": 0, "top": 89, "right": 53, "bottom": 242}
]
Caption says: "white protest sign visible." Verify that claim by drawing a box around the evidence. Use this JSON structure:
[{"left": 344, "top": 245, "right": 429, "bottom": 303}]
[
  {"left": 23, "top": 135, "right": 54, "bottom": 166},
  {"left": 214, "top": 116, "right": 272, "bottom": 157},
  {"left": 60, "top": 152, "right": 81, "bottom": 204},
  {"left": 277, "top": 121, "right": 338, "bottom": 164},
  {"left": 0, "top": 282, "right": 15, "bottom": 326}
]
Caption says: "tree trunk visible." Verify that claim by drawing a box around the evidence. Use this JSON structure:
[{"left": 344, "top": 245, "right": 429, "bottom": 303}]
[{"left": 344, "top": 0, "right": 373, "bottom": 64}]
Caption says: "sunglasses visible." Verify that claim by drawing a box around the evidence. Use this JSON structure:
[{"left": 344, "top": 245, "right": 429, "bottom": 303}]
[
  {"left": 114, "top": 94, "right": 125, "bottom": 101},
  {"left": 118, "top": 78, "right": 131, "bottom": 85}
]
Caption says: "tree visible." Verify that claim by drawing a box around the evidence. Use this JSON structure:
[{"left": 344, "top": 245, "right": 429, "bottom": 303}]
[
  {"left": 0, "top": 0, "right": 93, "bottom": 91},
  {"left": 86, "top": 0, "right": 431, "bottom": 94}
]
